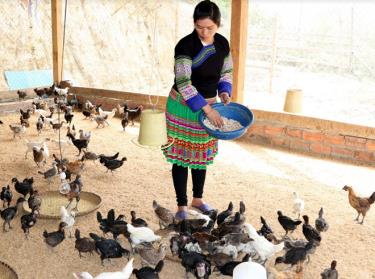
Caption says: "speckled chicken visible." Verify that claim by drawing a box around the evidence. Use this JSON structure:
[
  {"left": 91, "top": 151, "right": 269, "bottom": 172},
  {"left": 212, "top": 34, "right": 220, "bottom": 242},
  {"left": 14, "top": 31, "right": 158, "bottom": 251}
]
[
  {"left": 136, "top": 243, "right": 167, "bottom": 267},
  {"left": 315, "top": 207, "right": 329, "bottom": 232},
  {"left": 38, "top": 161, "right": 58, "bottom": 184},
  {"left": 28, "top": 189, "right": 42, "bottom": 214},
  {"left": 0, "top": 185, "right": 12, "bottom": 208},
  {"left": 43, "top": 221, "right": 67, "bottom": 248},
  {"left": 321, "top": 260, "right": 338, "bottom": 279},
  {"left": 21, "top": 210, "right": 38, "bottom": 239},
  {"left": 152, "top": 200, "right": 175, "bottom": 229}
]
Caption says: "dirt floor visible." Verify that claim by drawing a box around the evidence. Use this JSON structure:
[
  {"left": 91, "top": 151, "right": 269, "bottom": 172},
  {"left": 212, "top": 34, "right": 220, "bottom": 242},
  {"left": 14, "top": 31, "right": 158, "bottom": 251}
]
[{"left": 0, "top": 111, "right": 374, "bottom": 279}]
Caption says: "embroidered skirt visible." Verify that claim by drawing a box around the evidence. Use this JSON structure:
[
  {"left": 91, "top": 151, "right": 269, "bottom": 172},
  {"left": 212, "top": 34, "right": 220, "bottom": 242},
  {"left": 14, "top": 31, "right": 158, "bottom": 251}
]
[{"left": 163, "top": 89, "right": 218, "bottom": 169}]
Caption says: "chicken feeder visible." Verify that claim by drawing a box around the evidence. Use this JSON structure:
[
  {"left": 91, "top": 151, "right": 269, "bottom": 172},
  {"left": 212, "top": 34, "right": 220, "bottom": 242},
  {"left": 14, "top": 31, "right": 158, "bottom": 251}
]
[
  {"left": 132, "top": 108, "right": 173, "bottom": 149},
  {"left": 23, "top": 191, "right": 102, "bottom": 219},
  {"left": 0, "top": 261, "right": 18, "bottom": 279}
]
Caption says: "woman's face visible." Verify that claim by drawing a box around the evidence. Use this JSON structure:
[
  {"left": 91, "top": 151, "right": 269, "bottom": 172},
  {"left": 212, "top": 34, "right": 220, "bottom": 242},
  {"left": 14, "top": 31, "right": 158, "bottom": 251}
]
[{"left": 195, "top": 18, "right": 218, "bottom": 43}]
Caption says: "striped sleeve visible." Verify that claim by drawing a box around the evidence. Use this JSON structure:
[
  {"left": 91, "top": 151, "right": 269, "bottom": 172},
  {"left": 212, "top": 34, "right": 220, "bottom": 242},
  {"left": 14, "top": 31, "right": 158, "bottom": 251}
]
[
  {"left": 174, "top": 55, "right": 207, "bottom": 112},
  {"left": 218, "top": 54, "right": 233, "bottom": 97}
]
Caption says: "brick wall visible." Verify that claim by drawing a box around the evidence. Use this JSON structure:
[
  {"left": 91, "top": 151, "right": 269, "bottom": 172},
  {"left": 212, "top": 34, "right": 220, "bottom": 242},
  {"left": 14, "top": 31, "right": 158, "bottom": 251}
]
[{"left": 245, "top": 116, "right": 375, "bottom": 165}]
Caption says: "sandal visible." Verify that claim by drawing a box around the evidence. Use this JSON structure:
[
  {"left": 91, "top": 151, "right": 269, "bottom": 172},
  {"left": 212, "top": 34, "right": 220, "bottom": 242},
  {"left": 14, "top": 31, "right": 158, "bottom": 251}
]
[
  {"left": 191, "top": 203, "right": 213, "bottom": 213},
  {"left": 175, "top": 210, "right": 188, "bottom": 221}
]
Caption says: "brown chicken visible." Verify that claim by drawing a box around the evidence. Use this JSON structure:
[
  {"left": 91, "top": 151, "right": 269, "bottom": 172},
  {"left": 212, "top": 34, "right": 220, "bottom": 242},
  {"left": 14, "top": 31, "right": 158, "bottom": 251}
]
[{"left": 343, "top": 185, "right": 375, "bottom": 224}]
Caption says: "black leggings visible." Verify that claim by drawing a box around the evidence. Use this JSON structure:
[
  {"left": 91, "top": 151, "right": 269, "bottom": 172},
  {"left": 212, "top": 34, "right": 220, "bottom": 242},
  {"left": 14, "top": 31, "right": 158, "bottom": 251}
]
[{"left": 172, "top": 164, "right": 206, "bottom": 206}]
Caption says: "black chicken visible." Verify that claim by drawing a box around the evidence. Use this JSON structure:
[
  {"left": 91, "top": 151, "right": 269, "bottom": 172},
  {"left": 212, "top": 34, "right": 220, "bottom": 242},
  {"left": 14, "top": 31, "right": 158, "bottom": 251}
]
[
  {"left": 89, "top": 233, "right": 130, "bottom": 265},
  {"left": 315, "top": 207, "right": 329, "bottom": 232},
  {"left": 133, "top": 260, "right": 164, "bottom": 279},
  {"left": 302, "top": 215, "right": 321, "bottom": 244},
  {"left": 20, "top": 108, "right": 31, "bottom": 120},
  {"left": 179, "top": 250, "right": 209, "bottom": 278},
  {"left": 17, "top": 90, "right": 27, "bottom": 100},
  {"left": 123, "top": 103, "right": 143, "bottom": 126},
  {"left": 277, "top": 210, "right": 302, "bottom": 236},
  {"left": 257, "top": 216, "right": 274, "bottom": 242},
  {"left": 101, "top": 157, "right": 127, "bottom": 173},
  {"left": 98, "top": 152, "right": 119, "bottom": 162},
  {"left": 21, "top": 210, "right": 38, "bottom": 239},
  {"left": 0, "top": 185, "right": 12, "bottom": 207},
  {"left": 75, "top": 229, "right": 96, "bottom": 258},
  {"left": 67, "top": 133, "right": 88, "bottom": 156},
  {"left": 97, "top": 209, "right": 128, "bottom": 239},
  {"left": 217, "top": 201, "right": 233, "bottom": 226},
  {"left": 131, "top": 210, "right": 148, "bottom": 227},
  {"left": 0, "top": 197, "right": 25, "bottom": 231},
  {"left": 64, "top": 111, "right": 74, "bottom": 125},
  {"left": 121, "top": 111, "right": 129, "bottom": 131},
  {"left": 216, "top": 254, "right": 250, "bottom": 276},
  {"left": 43, "top": 222, "right": 67, "bottom": 248},
  {"left": 275, "top": 241, "right": 315, "bottom": 273},
  {"left": 11, "top": 177, "right": 34, "bottom": 197}
]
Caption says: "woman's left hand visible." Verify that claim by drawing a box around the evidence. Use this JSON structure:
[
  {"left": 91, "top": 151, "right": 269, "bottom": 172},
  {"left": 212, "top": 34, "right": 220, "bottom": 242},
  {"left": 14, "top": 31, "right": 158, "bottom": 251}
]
[{"left": 219, "top": 92, "right": 231, "bottom": 105}]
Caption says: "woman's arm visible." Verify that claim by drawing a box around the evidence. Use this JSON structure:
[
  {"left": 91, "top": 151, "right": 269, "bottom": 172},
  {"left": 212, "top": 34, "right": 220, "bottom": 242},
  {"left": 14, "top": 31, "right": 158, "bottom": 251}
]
[
  {"left": 175, "top": 56, "right": 208, "bottom": 112},
  {"left": 218, "top": 54, "right": 233, "bottom": 104}
]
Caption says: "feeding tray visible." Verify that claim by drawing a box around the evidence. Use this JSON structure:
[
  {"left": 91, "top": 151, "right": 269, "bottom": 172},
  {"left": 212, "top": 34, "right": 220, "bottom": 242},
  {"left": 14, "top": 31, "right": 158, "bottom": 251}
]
[
  {"left": 23, "top": 191, "right": 102, "bottom": 219},
  {"left": 0, "top": 261, "right": 18, "bottom": 279}
]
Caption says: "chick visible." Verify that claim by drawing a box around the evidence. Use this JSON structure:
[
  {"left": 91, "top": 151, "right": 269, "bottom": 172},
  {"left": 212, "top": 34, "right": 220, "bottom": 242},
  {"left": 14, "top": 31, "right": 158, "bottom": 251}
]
[
  {"left": 321, "top": 260, "right": 338, "bottom": 279},
  {"left": 0, "top": 185, "right": 12, "bottom": 208},
  {"left": 315, "top": 207, "right": 329, "bottom": 232},
  {"left": 293, "top": 192, "right": 304, "bottom": 219},
  {"left": 152, "top": 200, "right": 175, "bottom": 229}
]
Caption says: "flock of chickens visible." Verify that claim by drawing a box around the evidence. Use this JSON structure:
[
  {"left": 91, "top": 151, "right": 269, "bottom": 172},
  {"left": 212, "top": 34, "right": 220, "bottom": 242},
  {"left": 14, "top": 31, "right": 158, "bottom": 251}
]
[{"left": 0, "top": 84, "right": 374, "bottom": 279}]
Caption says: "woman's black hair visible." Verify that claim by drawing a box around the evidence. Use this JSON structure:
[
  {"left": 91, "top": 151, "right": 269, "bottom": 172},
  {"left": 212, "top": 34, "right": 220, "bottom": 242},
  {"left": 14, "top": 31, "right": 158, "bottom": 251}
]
[{"left": 193, "top": 0, "right": 221, "bottom": 26}]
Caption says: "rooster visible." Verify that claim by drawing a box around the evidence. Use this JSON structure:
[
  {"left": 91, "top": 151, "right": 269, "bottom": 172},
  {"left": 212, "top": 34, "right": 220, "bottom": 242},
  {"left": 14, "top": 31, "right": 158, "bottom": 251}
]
[{"left": 342, "top": 185, "right": 375, "bottom": 224}]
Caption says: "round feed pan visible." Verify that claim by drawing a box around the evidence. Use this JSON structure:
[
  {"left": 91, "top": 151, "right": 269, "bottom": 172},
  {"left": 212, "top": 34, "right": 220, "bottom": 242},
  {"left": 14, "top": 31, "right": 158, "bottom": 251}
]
[
  {"left": 23, "top": 191, "right": 102, "bottom": 219},
  {"left": 0, "top": 261, "right": 18, "bottom": 279}
]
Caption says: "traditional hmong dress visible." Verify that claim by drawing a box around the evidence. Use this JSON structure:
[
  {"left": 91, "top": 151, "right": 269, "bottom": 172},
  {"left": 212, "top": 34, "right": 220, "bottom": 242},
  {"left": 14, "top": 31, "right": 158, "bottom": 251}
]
[{"left": 163, "top": 30, "right": 233, "bottom": 169}]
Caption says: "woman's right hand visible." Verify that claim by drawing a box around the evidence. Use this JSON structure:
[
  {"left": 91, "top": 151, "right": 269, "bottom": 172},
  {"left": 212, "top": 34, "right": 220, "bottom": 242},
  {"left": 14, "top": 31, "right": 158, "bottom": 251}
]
[{"left": 203, "top": 104, "right": 223, "bottom": 128}]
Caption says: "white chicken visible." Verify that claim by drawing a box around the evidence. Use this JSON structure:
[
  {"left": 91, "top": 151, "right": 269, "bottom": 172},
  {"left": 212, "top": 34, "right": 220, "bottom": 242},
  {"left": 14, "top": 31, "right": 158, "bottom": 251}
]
[
  {"left": 24, "top": 139, "right": 49, "bottom": 159},
  {"left": 293, "top": 192, "right": 305, "bottom": 218},
  {"left": 233, "top": 260, "right": 267, "bottom": 279},
  {"left": 72, "top": 258, "right": 133, "bottom": 279},
  {"left": 60, "top": 206, "right": 75, "bottom": 238},
  {"left": 243, "top": 223, "right": 284, "bottom": 263},
  {"left": 126, "top": 224, "right": 161, "bottom": 246},
  {"left": 98, "top": 107, "right": 117, "bottom": 119},
  {"left": 187, "top": 209, "right": 211, "bottom": 227}
]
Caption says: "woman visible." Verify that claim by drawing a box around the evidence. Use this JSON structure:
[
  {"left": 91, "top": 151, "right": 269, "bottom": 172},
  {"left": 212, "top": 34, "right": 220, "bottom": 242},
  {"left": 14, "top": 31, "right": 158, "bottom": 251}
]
[{"left": 163, "top": 0, "right": 233, "bottom": 219}]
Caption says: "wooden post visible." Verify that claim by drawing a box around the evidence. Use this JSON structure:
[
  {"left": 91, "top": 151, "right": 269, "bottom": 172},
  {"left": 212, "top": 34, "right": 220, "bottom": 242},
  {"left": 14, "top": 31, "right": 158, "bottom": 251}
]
[
  {"left": 51, "top": 0, "right": 62, "bottom": 84},
  {"left": 230, "top": 0, "right": 248, "bottom": 103}
]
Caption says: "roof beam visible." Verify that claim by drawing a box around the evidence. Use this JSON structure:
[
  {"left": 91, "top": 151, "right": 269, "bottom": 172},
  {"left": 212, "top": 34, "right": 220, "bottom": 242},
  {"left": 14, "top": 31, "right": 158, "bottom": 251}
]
[
  {"left": 230, "top": 0, "right": 249, "bottom": 103},
  {"left": 51, "top": 0, "right": 63, "bottom": 84}
]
